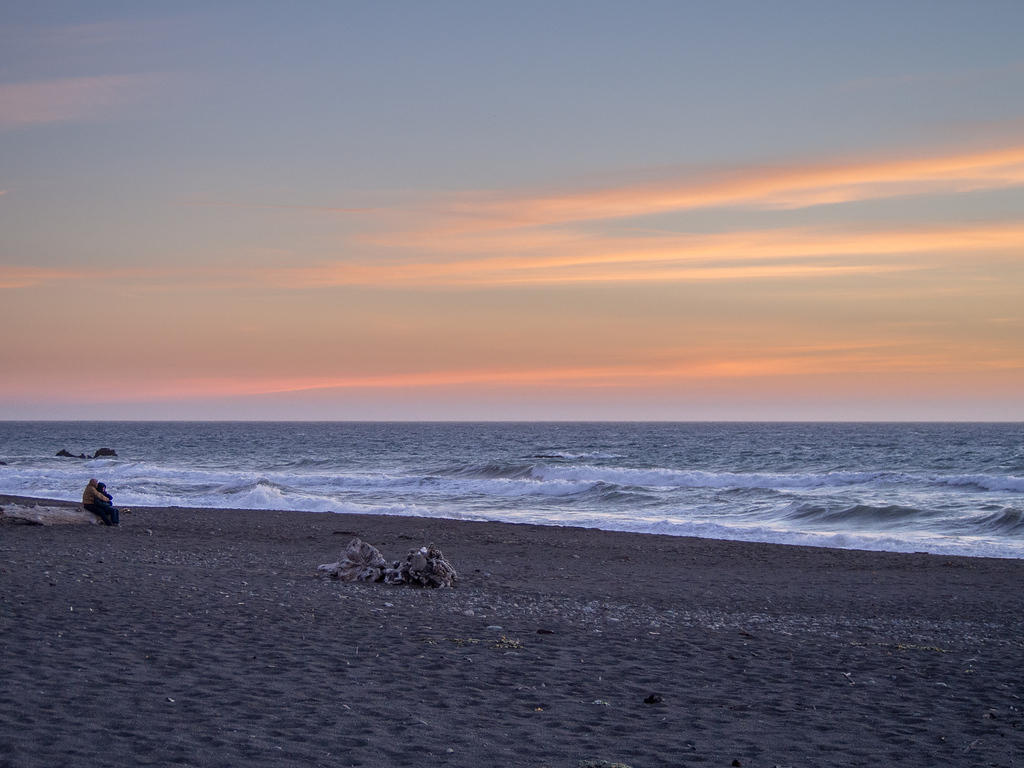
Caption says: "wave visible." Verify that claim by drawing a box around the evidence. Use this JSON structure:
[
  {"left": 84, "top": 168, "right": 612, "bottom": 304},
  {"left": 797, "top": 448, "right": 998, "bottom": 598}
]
[
  {"left": 784, "top": 502, "right": 931, "bottom": 529},
  {"left": 569, "top": 481, "right": 660, "bottom": 506},
  {"left": 781, "top": 501, "right": 1024, "bottom": 539},
  {"left": 594, "top": 517, "right": 1024, "bottom": 560},
  {"left": 527, "top": 451, "right": 622, "bottom": 460},
  {"left": 531, "top": 464, "right": 891, "bottom": 490},
  {"left": 952, "top": 507, "right": 1024, "bottom": 536},
  {"left": 435, "top": 461, "right": 1024, "bottom": 496},
  {"left": 13, "top": 449, "right": 1023, "bottom": 499},
  {"left": 429, "top": 458, "right": 895, "bottom": 490},
  {"left": 434, "top": 461, "right": 538, "bottom": 480},
  {"left": 263, "top": 456, "right": 342, "bottom": 471},
  {"left": 5, "top": 444, "right": 1024, "bottom": 559},
  {"left": 936, "top": 474, "right": 1024, "bottom": 493}
]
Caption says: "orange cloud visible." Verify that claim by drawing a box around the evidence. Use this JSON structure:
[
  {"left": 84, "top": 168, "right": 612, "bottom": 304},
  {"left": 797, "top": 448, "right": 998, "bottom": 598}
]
[
  {"left": 274, "top": 259, "right": 908, "bottom": 289},
  {"left": 295, "top": 144, "right": 1024, "bottom": 293},
  {"left": 0, "top": 74, "right": 157, "bottom": 127},
  {"left": 0, "top": 266, "right": 86, "bottom": 289},
  {"left": 22, "top": 338, "right": 1014, "bottom": 403},
  {"left": 0, "top": 263, "right": 203, "bottom": 290},
  {"left": 268, "top": 223, "right": 1022, "bottom": 288},
  {"left": 170, "top": 144, "right": 1024, "bottom": 240},
  {"left": 433, "top": 144, "right": 1024, "bottom": 227}
]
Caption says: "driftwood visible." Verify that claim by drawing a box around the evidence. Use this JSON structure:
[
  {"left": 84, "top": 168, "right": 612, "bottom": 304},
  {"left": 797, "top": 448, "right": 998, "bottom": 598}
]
[
  {"left": 0, "top": 505, "right": 101, "bottom": 526},
  {"left": 385, "top": 543, "right": 458, "bottom": 587},
  {"left": 319, "top": 538, "right": 389, "bottom": 582},
  {"left": 318, "top": 538, "right": 457, "bottom": 588}
]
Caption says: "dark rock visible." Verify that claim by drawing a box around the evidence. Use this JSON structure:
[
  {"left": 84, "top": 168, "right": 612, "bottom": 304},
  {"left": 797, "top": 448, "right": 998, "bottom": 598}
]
[
  {"left": 93, "top": 447, "right": 117, "bottom": 458},
  {"left": 643, "top": 694, "right": 663, "bottom": 705},
  {"left": 56, "top": 449, "right": 85, "bottom": 458},
  {"left": 732, "top": 761, "right": 743, "bottom": 767}
]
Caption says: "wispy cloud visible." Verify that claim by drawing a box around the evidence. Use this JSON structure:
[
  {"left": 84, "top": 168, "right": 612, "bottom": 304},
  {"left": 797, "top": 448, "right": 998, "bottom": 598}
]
[
  {"left": 0, "top": 74, "right": 159, "bottom": 128},
  {"left": 55, "top": 338, "right": 1018, "bottom": 403},
  {"left": 0, "top": 266, "right": 86, "bottom": 289},
  {"left": 182, "top": 200, "right": 375, "bottom": 214},
  {"left": 267, "top": 223, "right": 1023, "bottom": 288},
  {"left": 423, "top": 145, "right": 1024, "bottom": 230},
  {"left": 266, "top": 142, "right": 1024, "bottom": 290},
  {"left": 174, "top": 144, "right": 1024, "bottom": 236}
]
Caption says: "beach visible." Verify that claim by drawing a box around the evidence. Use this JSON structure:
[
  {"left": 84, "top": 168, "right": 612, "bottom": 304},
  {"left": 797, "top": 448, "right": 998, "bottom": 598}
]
[{"left": 2, "top": 494, "right": 1022, "bottom": 767}]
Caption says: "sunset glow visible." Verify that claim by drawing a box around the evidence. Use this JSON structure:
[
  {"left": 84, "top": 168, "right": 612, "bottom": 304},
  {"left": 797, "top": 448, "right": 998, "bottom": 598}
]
[{"left": 1, "top": 2, "right": 1022, "bottom": 419}]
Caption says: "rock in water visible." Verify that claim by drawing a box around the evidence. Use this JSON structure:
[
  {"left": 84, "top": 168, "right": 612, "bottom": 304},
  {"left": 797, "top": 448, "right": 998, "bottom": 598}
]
[
  {"left": 93, "top": 447, "right": 118, "bottom": 458},
  {"left": 318, "top": 539, "right": 457, "bottom": 588}
]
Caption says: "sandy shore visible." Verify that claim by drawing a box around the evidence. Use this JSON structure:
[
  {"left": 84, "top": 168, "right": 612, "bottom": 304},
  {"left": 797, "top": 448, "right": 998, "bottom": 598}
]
[{"left": 2, "top": 494, "right": 1023, "bottom": 767}]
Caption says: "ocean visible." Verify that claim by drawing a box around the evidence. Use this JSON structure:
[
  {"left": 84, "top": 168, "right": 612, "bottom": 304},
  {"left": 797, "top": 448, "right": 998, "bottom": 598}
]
[{"left": 1, "top": 421, "right": 1022, "bottom": 559}]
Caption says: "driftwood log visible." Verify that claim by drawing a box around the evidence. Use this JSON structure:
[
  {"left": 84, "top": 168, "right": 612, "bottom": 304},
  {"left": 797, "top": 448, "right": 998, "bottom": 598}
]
[
  {"left": 319, "top": 538, "right": 389, "bottom": 582},
  {"left": 318, "top": 538, "right": 457, "bottom": 588},
  {"left": 0, "top": 505, "right": 101, "bottom": 526}
]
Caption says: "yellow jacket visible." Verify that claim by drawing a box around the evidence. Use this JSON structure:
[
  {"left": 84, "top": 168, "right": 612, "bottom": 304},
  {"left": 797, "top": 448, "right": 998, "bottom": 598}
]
[{"left": 82, "top": 479, "right": 111, "bottom": 505}]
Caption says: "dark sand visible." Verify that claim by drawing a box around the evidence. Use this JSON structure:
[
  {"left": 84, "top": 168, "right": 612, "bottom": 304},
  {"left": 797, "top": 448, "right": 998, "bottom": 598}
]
[{"left": 2, "top": 494, "right": 1023, "bottom": 768}]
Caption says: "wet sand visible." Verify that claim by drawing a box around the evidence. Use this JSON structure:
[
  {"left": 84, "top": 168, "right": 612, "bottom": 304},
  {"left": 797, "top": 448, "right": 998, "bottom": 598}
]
[{"left": 2, "top": 494, "right": 1022, "bottom": 767}]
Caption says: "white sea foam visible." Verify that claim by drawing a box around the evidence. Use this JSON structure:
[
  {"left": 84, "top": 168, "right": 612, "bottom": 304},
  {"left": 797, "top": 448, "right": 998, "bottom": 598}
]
[
  {"left": 531, "top": 450, "right": 623, "bottom": 460},
  {"left": 529, "top": 464, "right": 890, "bottom": 490}
]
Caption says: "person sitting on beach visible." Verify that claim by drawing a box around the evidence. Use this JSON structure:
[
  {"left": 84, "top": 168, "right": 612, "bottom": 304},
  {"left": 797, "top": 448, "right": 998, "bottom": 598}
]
[
  {"left": 82, "top": 478, "right": 120, "bottom": 526},
  {"left": 98, "top": 482, "right": 131, "bottom": 516}
]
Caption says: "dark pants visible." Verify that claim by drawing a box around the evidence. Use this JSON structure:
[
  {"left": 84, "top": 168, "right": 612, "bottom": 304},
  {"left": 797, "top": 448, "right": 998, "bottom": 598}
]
[{"left": 84, "top": 502, "right": 119, "bottom": 526}]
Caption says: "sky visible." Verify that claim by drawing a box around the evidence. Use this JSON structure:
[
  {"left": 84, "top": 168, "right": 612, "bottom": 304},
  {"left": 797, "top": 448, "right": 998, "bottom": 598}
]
[{"left": 1, "top": 0, "right": 1023, "bottom": 421}]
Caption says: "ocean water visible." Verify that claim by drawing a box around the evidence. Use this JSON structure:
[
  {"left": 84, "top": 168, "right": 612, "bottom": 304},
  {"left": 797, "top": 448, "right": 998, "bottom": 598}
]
[{"left": 1, "top": 421, "right": 1022, "bottom": 559}]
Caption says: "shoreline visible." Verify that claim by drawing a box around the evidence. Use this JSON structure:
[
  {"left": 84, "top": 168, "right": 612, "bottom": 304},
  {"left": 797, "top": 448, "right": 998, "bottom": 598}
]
[{"left": 2, "top": 494, "right": 1023, "bottom": 766}]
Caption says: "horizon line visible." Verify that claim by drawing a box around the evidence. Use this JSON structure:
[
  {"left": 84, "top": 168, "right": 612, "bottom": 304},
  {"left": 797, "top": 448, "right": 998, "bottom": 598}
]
[{"left": 0, "top": 418, "right": 1020, "bottom": 425}]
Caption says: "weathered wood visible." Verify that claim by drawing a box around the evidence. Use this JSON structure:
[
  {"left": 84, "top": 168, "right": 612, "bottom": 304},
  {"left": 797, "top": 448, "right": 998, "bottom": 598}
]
[
  {"left": 318, "top": 538, "right": 457, "bottom": 588},
  {"left": 384, "top": 543, "right": 458, "bottom": 588},
  {"left": 0, "top": 504, "right": 101, "bottom": 526},
  {"left": 317, "top": 538, "right": 388, "bottom": 582}
]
